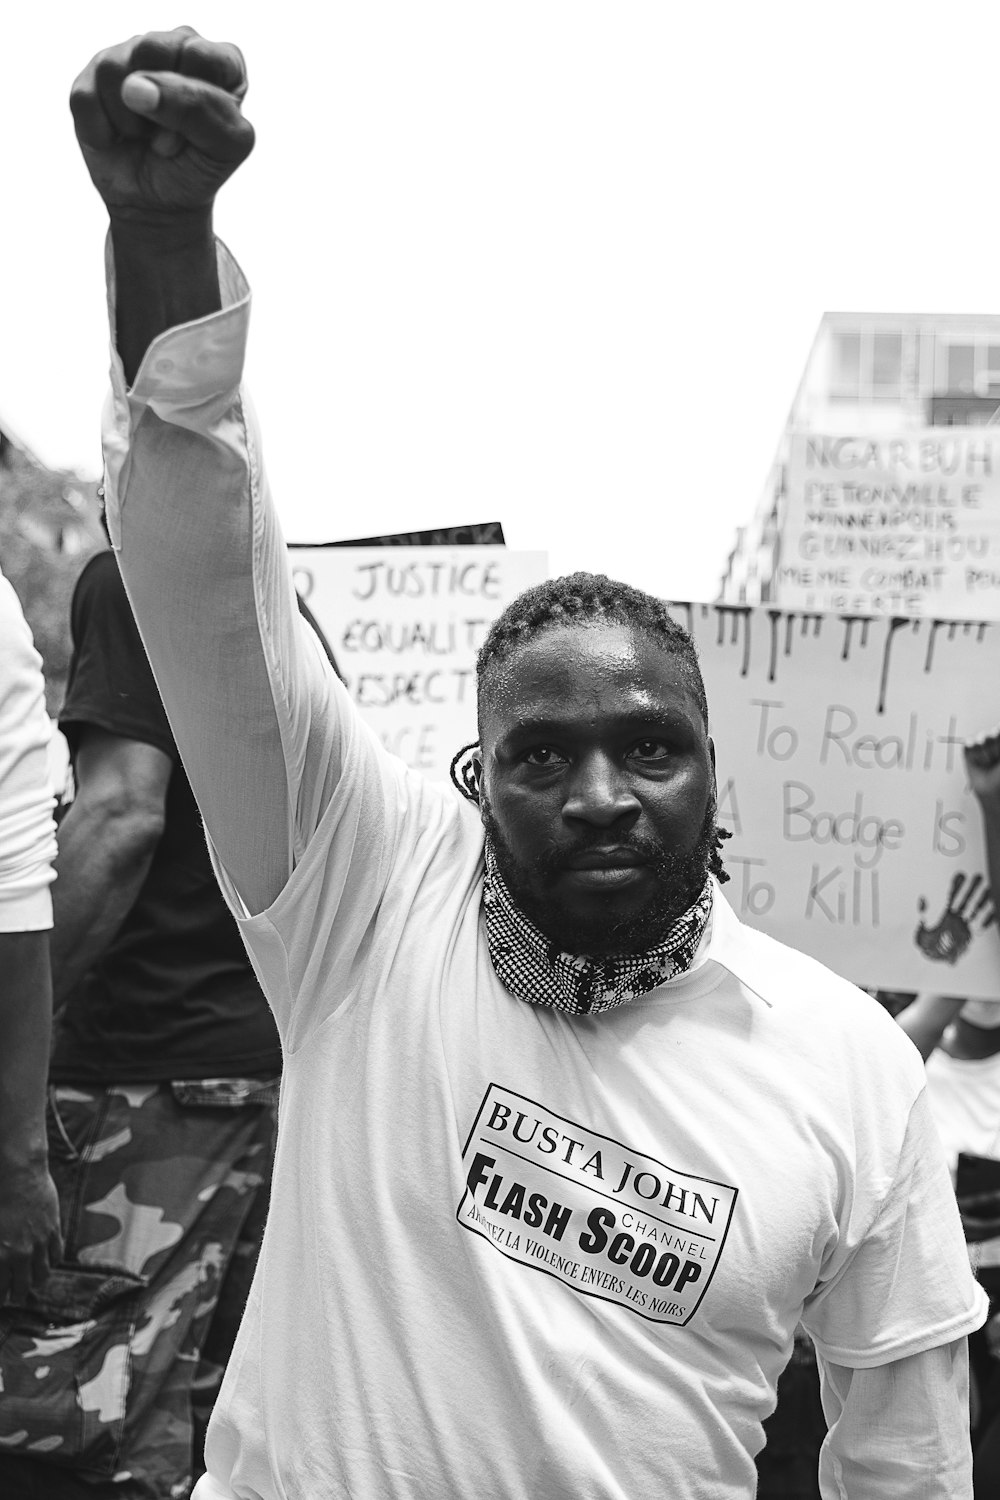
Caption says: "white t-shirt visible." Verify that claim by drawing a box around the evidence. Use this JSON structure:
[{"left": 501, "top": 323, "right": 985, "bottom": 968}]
[
  {"left": 197, "top": 695, "right": 981, "bottom": 1499},
  {"left": 925, "top": 1043, "right": 1000, "bottom": 1172},
  {"left": 0, "top": 566, "right": 56, "bottom": 931},
  {"left": 925, "top": 1043, "right": 1000, "bottom": 1276},
  {"left": 100, "top": 243, "right": 985, "bottom": 1497}
]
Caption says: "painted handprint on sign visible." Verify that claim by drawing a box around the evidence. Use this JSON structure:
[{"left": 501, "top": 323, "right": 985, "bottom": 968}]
[{"left": 916, "top": 873, "right": 995, "bottom": 964}]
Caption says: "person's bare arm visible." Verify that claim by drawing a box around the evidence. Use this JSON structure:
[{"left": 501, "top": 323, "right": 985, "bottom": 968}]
[
  {"left": 892, "top": 735, "right": 1000, "bottom": 1060},
  {"left": 51, "top": 729, "right": 171, "bottom": 1008},
  {"left": 0, "top": 574, "right": 62, "bottom": 1301},
  {"left": 895, "top": 992, "right": 965, "bottom": 1061},
  {"left": 0, "top": 931, "right": 61, "bottom": 1304},
  {"left": 965, "top": 729, "right": 1000, "bottom": 917}
]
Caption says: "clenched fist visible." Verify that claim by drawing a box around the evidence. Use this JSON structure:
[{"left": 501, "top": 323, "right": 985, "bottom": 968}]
[
  {"left": 70, "top": 26, "right": 254, "bottom": 224},
  {"left": 72, "top": 27, "right": 256, "bottom": 380}
]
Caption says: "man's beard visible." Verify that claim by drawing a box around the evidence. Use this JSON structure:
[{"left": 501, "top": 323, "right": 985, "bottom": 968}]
[{"left": 482, "top": 799, "right": 718, "bottom": 959}]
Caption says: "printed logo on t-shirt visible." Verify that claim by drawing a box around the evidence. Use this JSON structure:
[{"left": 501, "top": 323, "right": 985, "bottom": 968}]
[{"left": 457, "top": 1083, "right": 737, "bottom": 1325}]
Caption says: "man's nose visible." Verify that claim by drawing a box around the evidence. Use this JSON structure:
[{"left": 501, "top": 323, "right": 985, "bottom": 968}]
[{"left": 562, "top": 755, "right": 640, "bottom": 827}]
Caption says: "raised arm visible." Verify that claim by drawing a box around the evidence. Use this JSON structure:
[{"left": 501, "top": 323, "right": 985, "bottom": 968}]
[
  {"left": 965, "top": 728, "right": 1000, "bottom": 925},
  {"left": 70, "top": 29, "right": 341, "bottom": 916}
]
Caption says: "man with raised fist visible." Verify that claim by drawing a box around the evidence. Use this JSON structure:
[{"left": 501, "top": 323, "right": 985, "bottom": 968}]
[{"left": 57, "top": 26, "right": 987, "bottom": 1500}]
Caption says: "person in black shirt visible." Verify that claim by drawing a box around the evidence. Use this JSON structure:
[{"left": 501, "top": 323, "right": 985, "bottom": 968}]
[{"left": 0, "top": 550, "right": 281, "bottom": 1500}]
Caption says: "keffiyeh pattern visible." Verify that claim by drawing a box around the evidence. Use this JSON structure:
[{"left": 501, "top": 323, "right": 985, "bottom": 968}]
[{"left": 482, "top": 840, "right": 712, "bottom": 1015}]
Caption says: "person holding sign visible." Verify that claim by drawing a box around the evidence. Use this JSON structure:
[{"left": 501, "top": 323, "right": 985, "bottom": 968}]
[
  {"left": 895, "top": 730, "right": 1000, "bottom": 1495},
  {"left": 68, "top": 27, "right": 985, "bottom": 1500}
]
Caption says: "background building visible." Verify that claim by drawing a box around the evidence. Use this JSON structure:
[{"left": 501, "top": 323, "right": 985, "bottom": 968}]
[{"left": 721, "top": 312, "right": 1000, "bottom": 605}]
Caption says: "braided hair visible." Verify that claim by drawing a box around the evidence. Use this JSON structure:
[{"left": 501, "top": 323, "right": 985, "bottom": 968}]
[
  {"left": 452, "top": 572, "right": 730, "bottom": 883},
  {"left": 477, "top": 572, "right": 708, "bottom": 725}
]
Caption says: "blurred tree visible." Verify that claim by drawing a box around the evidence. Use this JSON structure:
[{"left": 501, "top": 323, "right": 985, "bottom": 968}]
[{"left": 0, "top": 431, "right": 104, "bottom": 716}]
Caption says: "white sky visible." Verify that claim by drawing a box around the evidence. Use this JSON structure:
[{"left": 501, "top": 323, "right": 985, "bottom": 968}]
[{"left": 5, "top": 1, "right": 1000, "bottom": 600}]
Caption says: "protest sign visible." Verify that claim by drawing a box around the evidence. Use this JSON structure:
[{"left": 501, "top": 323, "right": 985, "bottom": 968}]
[
  {"left": 290, "top": 546, "right": 548, "bottom": 781},
  {"left": 778, "top": 430, "right": 1000, "bottom": 618},
  {"left": 673, "top": 602, "right": 1000, "bottom": 997},
  {"left": 325, "top": 520, "right": 506, "bottom": 546}
]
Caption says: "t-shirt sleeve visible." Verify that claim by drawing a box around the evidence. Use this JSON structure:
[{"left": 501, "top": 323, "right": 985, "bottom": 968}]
[
  {"left": 60, "top": 553, "right": 177, "bottom": 763},
  {"left": 224, "top": 664, "right": 481, "bottom": 1050},
  {"left": 801, "top": 1087, "right": 988, "bottom": 1368},
  {"left": 0, "top": 570, "right": 57, "bottom": 931}
]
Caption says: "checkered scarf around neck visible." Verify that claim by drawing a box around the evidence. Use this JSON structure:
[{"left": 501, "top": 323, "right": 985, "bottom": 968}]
[{"left": 482, "top": 839, "right": 713, "bottom": 1016}]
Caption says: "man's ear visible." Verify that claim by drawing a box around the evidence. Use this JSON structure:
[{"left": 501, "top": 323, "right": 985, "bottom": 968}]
[{"left": 472, "top": 748, "right": 487, "bottom": 818}]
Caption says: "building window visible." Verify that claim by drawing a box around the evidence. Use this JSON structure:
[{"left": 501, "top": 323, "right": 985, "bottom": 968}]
[
  {"left": 832, "top": 331, "right": 861, "bottom": 396},
  {"left": 985, "top": 345, "right": 1000, "bottom": 394},
  {"left": 935, "top": 338, "right": 1000, "bottom": 399},
  {"left": 831, "top": 327, "right": 907, "bottom": 399},
  {"left": 871, "top": 332, "right": 903, "bottom": 394},
  {"left": 946, "top": 344, "right": 976, "bottom": 394}
]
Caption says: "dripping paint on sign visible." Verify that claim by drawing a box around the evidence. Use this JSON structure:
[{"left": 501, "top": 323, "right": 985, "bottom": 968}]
[
  {"left": 766, "top": 611, "right": 825, "bottom": 684},
  {"left": 673, "top": 603, "right": 1000, "bottom": 996}
]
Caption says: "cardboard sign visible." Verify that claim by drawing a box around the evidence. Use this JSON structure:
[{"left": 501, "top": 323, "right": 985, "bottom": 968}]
[
  {"left": 289, "top": 546, "right": 548, "bottom": 782},
  {"left": 323, "top": 520, "right": 506, "bottom": 546},
  {"left": 778, "top": 431, "right": 1000, "bottom": 618},
  {"left": 673, "top": 602, "right": 1000, "bottom": 997}
]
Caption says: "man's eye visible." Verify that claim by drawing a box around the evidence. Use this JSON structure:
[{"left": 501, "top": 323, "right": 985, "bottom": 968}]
[
  {"left": 629, "top": 739, "right": 671, "bottom": 760},
  {"left": 523, "top": 746, "right": 566, "bottom": 766}
]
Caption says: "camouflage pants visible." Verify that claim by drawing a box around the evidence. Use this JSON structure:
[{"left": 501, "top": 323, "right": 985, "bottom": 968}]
[{"left": 0, "top": 1079, "right": 278, "bottom": 1500}]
